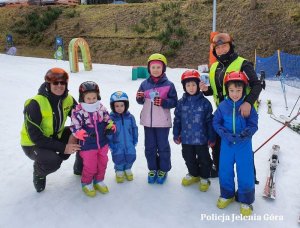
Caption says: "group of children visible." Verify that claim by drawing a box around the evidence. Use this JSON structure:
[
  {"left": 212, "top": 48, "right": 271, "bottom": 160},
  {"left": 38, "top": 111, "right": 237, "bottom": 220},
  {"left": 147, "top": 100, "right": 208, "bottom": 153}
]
[{"left": 70, "top": 53, "right": 258, "bottom": 217}]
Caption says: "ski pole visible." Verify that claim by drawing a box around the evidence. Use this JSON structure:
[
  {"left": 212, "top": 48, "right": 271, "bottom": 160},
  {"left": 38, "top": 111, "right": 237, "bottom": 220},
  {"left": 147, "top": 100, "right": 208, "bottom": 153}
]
[
  {"left": 289, "top": 95, "right": 300, "bottom": 117},
  {"left": 254, "top": 112, "right": 300, "bottom": 154}
]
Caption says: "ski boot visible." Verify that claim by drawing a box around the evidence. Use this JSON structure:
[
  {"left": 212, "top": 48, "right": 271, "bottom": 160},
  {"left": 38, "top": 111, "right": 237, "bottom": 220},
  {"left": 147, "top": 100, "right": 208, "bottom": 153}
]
[
  {"left": 94, "top": 181, "right": 109, "bottom": 194},
  {"left": 199, "top": 178, "right": 211, "bottom": 192},
  {"left": 125, "top": 169, "right": 133, "bottom": 181},
  {"left": 181, "top": 174, "right": 200, "bottom": 186},
  {"left": 148, "top": 170, "right": 157, "bottom": 184},
  {"left": 240, "top": 204, "right": 253, "bottom": 216},
  {"left": 156, "top": 171, "right": 167, "bottom": 184},
  {"left": 82, "top": 183, "right": 96, "bottom": 197},
  {"left": 216, "top": 197, "right": 235, "bottom": 209},
  {"left": 33, "top": 171, "right": 46, "bottom": 193},
  {"left": 116, "top": 171, "right": 125, "bottom": 183}
]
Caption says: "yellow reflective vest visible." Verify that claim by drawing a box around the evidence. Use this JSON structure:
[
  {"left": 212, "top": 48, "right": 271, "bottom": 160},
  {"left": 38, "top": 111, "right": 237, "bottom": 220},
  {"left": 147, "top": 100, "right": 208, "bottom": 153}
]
[
  {"left": 209, "top": 56, "right": 251, "bottom": 107},
  {"left": 20, "top": 94, "right": 73, "bottom": 146}
]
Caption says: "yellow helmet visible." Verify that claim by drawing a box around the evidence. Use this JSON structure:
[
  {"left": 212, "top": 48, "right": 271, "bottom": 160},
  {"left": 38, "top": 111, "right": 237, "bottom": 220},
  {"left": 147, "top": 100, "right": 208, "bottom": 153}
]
[{"left": 148, "top": 53, "right": 167, "bottom": 66}]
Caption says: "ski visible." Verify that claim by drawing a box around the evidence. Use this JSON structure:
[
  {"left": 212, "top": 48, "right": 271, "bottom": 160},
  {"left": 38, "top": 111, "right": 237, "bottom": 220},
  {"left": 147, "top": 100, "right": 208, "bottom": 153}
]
[
  {"left": 267, "top": 100, "right": 272, "bottom": 114},
  {"left": 279, "top": 115, "right": 300, "bottom": 126},
  {"left": 263, "top": 145, "right": 280, "bottom": 199},
  {"left": 270, "top": 114, "right": 300, "bottom": 134}
]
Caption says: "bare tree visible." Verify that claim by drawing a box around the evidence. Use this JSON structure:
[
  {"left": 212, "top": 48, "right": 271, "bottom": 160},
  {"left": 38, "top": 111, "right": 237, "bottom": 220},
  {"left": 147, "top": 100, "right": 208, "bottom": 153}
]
[{"left": 250, "top": 0, "right": 257, "bottom": 10}]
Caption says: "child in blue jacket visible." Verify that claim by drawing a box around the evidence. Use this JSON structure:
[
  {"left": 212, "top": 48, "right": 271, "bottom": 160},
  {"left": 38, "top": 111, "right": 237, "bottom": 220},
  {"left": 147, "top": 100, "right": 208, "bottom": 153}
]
[
  {"left": 213, "top": 71, "right": 258, "bottom": 216},
  {"left": 136, "top": 53, "right": 177, "bottom": 184},
  {"left": 109, "top": 91, "right": 138, "bottom": 183},
  {"left": 173, "top": 70, "right": 215, "bottom": 192}
]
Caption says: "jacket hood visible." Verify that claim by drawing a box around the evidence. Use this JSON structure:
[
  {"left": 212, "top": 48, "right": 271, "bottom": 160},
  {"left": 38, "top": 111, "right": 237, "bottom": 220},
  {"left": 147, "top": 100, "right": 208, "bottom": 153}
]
[
  {"left": 213, "top": 43, "right": 238, "bottom": 65},
  {"left": 224, "top": 96, "right": 244, "bottom": 107},
  {"left": 148, "top": 73, "right": 167, "bottom": 84},
  {"left": 182, "top": 91, "right": 204, "bottom": 100},
  {"left": 110, "top": 111, "right": 131, "bottom": 118}
]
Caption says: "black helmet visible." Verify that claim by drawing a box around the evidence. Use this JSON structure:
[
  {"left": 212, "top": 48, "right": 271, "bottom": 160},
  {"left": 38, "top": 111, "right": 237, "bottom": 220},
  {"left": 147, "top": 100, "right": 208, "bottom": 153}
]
[{"left": 78, "top": 81, "right": 101, "bottom": 102}]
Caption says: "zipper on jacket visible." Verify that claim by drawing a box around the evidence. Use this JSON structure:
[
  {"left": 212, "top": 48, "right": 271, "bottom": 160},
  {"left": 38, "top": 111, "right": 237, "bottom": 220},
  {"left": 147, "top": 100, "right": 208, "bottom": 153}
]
[
  {"left": 233, "top": 102, "right": 236, "bottom": 134},
  {"left": 121, "top": 114, "right": 128, "bottom": 150}
]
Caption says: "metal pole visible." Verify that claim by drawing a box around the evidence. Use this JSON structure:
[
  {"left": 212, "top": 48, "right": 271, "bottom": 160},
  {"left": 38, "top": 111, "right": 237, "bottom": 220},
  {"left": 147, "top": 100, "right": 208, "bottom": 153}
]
[
  {"left": 288, "top": 95, "right": 300, "bottom": 117},
  {"left": 212, "top": 0, "right": 217, "bottom": 32}
]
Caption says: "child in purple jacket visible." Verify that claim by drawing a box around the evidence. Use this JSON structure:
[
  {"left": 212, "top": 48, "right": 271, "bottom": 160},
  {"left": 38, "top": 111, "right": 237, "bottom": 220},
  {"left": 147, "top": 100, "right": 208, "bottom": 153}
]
[
  {"left": 136, "top": 53, "right": 177, "bottom": 184},
  {"left": 71, "top": 81, "right": 115, "bottom": 197}
]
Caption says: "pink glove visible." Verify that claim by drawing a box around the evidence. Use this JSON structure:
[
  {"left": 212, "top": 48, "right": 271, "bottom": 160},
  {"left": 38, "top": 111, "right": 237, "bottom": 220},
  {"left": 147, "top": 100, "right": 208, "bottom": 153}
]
[
  {"left": 208, "top": 141, "right": 215, "bottom": 148},
  {"left": 111, "top": 124, "right": 117, "bottom": 133},
  {"left": 75, "top": 129, "right": 88, "bottom": 141}
]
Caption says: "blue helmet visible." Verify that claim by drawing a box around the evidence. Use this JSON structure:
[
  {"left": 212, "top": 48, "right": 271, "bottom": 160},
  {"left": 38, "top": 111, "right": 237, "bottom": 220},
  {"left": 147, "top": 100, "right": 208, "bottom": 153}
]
[{"left": 110, "top": 91, "right": 129, "bottom": 113}]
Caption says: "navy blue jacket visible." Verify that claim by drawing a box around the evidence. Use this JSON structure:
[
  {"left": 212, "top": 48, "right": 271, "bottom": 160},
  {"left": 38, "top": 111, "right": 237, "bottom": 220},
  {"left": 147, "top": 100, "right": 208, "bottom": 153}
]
[{"left": 173, "top": 92, "right": 216, "bottom": 145}]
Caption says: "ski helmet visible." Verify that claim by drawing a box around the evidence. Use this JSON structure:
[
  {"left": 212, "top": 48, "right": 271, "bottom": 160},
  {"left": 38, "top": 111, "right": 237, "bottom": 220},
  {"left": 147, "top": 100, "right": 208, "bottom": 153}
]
[
  {"left": 212, "top": 33, "right": 233, "bottom": 48},
  {"left": 147, "top": 53, "right": 167, "bottom": 74},
  {"left": 224, "top": 71, "right": 248, "bottom": 95},
  {"left": 44, "top": 68, "right": 69, "bottom": 83},
  {"left": 78, "top": 81, "right": 101, "bottom": 102},
  {"left": 110, "top": 91, "right": 129, "bottom": 113},
  {"left": 181, "top": 69, "right": 200, "bottom": 93}
]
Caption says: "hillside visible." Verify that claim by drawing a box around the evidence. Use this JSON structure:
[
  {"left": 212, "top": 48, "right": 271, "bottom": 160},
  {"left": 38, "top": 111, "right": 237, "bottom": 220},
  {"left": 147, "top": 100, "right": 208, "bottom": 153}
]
[{"left": 0, "top": 0, "right": 299, "bottom": 68}]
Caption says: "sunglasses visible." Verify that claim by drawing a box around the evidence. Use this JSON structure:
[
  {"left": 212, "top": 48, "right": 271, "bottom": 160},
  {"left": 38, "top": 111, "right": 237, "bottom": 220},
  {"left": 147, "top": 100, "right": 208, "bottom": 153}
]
[{"left": 52, "top": 81, "right": 67, "bottom": 86}]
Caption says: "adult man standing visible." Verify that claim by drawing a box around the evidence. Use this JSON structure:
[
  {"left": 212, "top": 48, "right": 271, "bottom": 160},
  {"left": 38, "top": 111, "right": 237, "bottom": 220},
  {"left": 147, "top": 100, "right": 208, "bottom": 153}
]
[{"left": 200, "top": 33, "right": 262, "bottom": 176}]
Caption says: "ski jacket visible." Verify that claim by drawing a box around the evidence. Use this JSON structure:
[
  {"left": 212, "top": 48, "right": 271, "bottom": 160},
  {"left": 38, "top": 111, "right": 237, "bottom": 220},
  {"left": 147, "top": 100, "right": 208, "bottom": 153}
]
[
  {"left": 173, "top": 93, "right": 216, "bottom": 145},
  {"left": 20, "top": 82, "right": 76, "bottom": 153},
  {"left": 70, "top": 102, "right": 110, "bottom": 151},
  {"left": 204, "top": 52, "right": 262, "bottom": 107},
  {"left": 213, "top": 97, "right": 258, "bottom": 144},
  {"left": 107, "top": 111, "right": 138, "bottom": 157},
  {"left": 136, "top": 74, "right": 177, "bottom": 127}
]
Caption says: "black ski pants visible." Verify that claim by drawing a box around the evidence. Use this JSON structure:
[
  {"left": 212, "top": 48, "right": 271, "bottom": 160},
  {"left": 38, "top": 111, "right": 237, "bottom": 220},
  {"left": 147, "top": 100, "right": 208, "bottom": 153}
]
[
  {"left": 22, "top": 128, "right": 71, "bottom": 177},
  {"left": 182, "top": 144, "right": 212, "bottom": 179}
]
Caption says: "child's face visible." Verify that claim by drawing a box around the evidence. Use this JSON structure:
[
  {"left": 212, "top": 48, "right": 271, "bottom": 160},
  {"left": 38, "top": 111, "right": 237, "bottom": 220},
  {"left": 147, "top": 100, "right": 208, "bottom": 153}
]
[
  {"left": 150, "top": 63, "right": 163, "bottom": 77},
  {"left": 228, "top": 84, "right": 243, "bottom": 102},
  {"left": 83, "top": 92, "right": 98, "bottom": 104},
  {"left": 114, "top": 101, "right": 125, "bottom": 114},
  {"left": 185, "top": 81, "right": 198, "bottom": 95}
]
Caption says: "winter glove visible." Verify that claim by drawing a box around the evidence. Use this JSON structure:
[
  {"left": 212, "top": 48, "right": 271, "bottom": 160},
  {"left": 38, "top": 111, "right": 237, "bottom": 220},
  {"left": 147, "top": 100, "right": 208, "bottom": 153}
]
[
  {"left": 136, "top": 91, "right": 144, "bottom": 98},
  {"left": 74, "top": 129, "right": 88, "bottom": 141},
  {"left": 208, "top": 141, "right": 215, "bottom": 148},
  {"left": 105, "top": 120, "right": 117, "bottom": 135},
  {"left": 173, "top": 136, "right": 181, "bottom": 145},
  {"left": 223, "top": 132, "right": 238, "bottom": 143},
  {"left": 239, "top": 129, "right": 252, "bottom": 139},
  {"left": 154, "top": 97, "right": 163, "bottom": 106}
]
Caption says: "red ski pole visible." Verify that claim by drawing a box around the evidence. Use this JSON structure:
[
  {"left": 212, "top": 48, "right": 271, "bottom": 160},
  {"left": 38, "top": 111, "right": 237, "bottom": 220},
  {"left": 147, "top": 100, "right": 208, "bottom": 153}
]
[{"left": 254, "top": 112, "right": 300, "bottom": 154}]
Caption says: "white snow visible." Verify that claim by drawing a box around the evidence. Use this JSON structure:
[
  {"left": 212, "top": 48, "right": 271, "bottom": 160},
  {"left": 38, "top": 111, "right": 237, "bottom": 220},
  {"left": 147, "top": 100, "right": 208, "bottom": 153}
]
[{"left": 0, "top": 54, "right": 299, "bottom": 228}]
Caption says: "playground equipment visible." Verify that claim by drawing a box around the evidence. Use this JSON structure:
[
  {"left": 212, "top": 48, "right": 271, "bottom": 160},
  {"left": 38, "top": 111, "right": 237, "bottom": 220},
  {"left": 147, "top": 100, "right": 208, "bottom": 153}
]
[
  {"left": 132, "top": 66, "right": 149, "bottom": 80},
  {"left": 68, "top": 38, "right": 92, "bottom": 73}
]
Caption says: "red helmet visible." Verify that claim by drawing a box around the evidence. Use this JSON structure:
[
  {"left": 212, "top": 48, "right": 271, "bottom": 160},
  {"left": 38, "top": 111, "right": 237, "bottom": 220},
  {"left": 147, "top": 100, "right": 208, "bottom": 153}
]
[
  {"left": 44, "top": 68, "right": 69, "bottom": 83},
  {"left": 224, "top": 71, "right": 248, "bottom": 85},
  {"left": 181, "top": 70, "right": 200, "bottom": 83}
]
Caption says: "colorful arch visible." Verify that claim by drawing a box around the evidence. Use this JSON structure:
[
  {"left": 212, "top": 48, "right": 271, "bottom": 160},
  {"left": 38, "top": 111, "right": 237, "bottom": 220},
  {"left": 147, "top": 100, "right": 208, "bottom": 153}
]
[{"left": 68, "top": 38, "right": 92, "bottom": 73}]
